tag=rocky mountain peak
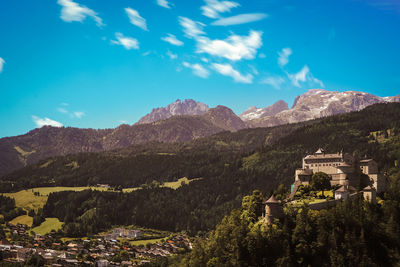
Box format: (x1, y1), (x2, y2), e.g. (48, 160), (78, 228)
(240, 100), (289, 121)
(136, 99), (209, 125)
(245, 89), (400, 128)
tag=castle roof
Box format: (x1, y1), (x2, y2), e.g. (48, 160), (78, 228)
(360, 159), (375, 164)
(335, 185), (357, 193)
(336, 162), (352, 168)
(304, 152), (342, 160)
(297, 168), (313, 175)
(266, 195), (280, 203)
(315, 148), (325, 154)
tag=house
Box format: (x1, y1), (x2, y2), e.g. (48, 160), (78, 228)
(334, 185), (356, 200)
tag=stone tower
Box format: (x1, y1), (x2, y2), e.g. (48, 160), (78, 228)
(265, 195), (284, 224)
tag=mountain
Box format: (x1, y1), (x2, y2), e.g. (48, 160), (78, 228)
(0, 105), (244, 178)
(136, 99), (209, 125)
(204, 105), (247, 132)
(243, 89), (400, 127)
(239, 100), (289, 121)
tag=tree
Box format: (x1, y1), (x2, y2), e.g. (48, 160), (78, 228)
(311, 172), (331, 191)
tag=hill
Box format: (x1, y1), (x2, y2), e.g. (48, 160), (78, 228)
(0, 106), (244, 178)
(24, 103), (400, 236)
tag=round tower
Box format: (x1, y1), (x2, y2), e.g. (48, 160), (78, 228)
(265, 195), (284, 224)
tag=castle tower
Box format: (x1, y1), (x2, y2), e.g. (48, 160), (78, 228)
(265, 195), (284, 224)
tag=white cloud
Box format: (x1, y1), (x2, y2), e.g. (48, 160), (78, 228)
(201, 0), (240, 18)
(212, 63), (253, 83)
(248, 65), (259, 75)
(57, 107), (68, 114)
(196, 30), (263, 61)
(57, 0), (103, 26)
(289, 65), (309, 87)
(212, 13), (268, 26)
(179, 17), (205, 39)
(278, 47), (292, 67)
(167, 50), (178, 59)
(0, 58), (5, 73)
(111, 32), (139, 50)
(157, 0), (172, 8)
(261, 76), (285, 89)
(125, 7), (148, 31)
(73, 111), (85, 118)
(258, 53), (266, 58)
(288, 65), (324, 88)
(183, 62), (210, 78)
(32, 116), (63, 128)
(142, 51), (151, 56)
(161, 34), (184, 46)
(312, 77), (325, 88)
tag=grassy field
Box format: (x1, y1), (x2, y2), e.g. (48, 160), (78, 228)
(31, 218), (63, 235)
(9, 215), (33, 227)
(3, 186), (110, 211)
(162, 177), (202, 190)
(123, 177), (202, 192)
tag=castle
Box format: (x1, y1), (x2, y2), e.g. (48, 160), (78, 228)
(265, 149), (388, 224)
(293, 148), (386, 193)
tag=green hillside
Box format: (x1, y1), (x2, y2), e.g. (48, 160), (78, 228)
(37, 103), (400, 237)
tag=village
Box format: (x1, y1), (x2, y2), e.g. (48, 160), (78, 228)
(0, 224), (192, 266)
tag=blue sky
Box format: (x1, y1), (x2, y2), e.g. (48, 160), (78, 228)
(0, 0), (399, 137)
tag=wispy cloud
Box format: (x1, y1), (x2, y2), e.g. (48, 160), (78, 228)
(57, 107), (68, 114)
(57, 0), (103, 26)
(212, 13), (268, 26)
(73, 111), (85, 118)
(111, 32), (139, 50)
(196, 30), (263, 61)
(201, 0), (240, 18)
(288, 65), (324, 88)
(161, 34), (184, 46)
(32, 116), (63, 128)
(167, 50), (178, 59)
(125, 7), (148, 31)
(258, 53), (266, 58)
(157, 0), (172, 9)
(212, 63), (253, 83)
(179, 17), (205, 39)
(0, 58), (5, 73)
(261, 76), (285, 89)
(183, 62), (210, 78)
(278, 47), (292, 67)
(57, 105), (85, 119)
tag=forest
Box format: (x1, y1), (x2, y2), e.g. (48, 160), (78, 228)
(39, 103), (400, 237)
(171, 167), (400, 266)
